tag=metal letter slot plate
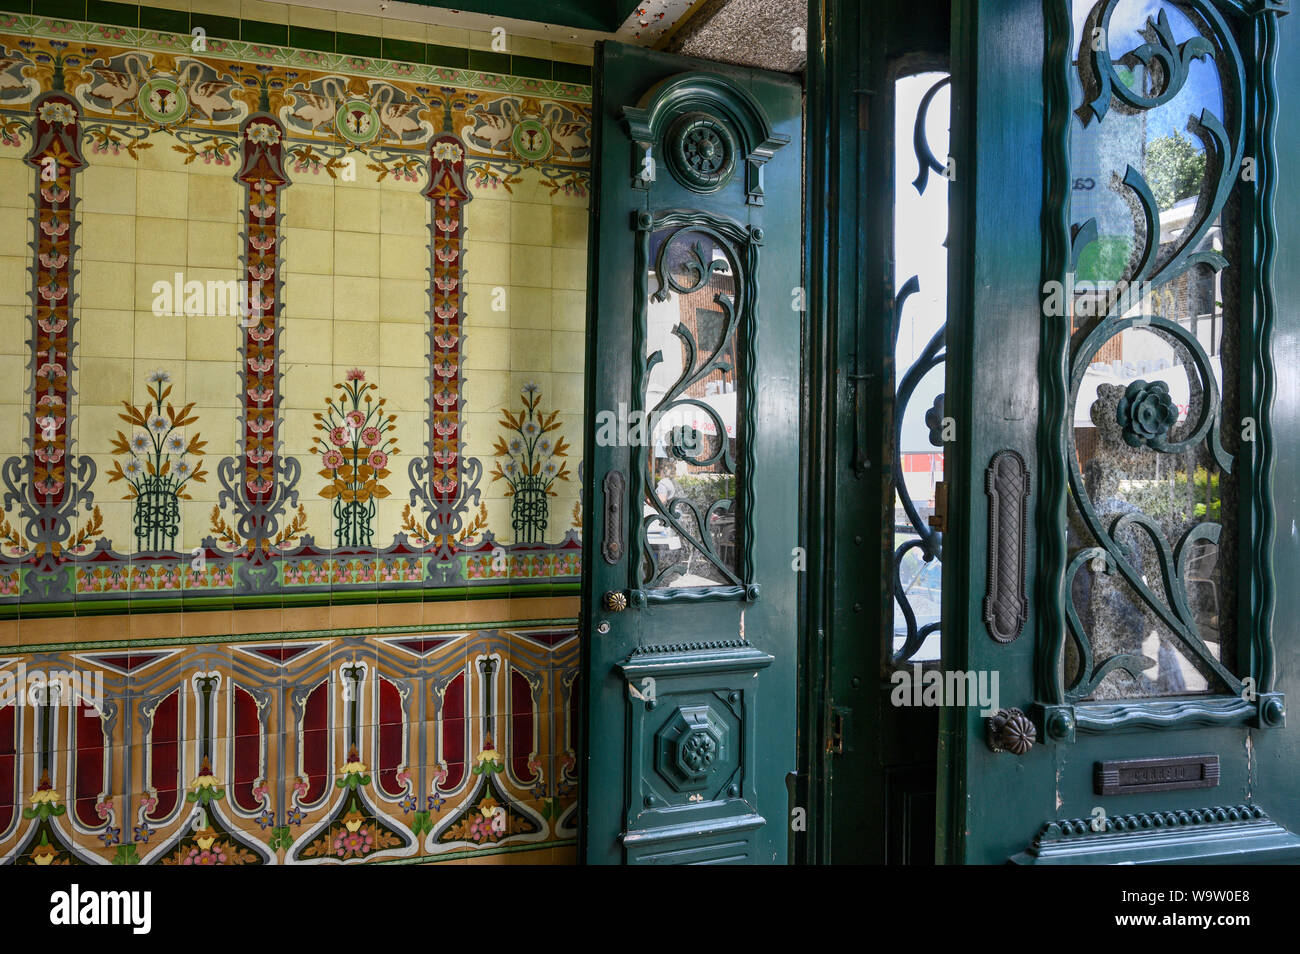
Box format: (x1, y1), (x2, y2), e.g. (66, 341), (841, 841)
(1094, 754), (1220, 796)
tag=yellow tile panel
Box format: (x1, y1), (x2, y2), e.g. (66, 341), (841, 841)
(80, 165), (137, 215)
(551, 288), (586, 332)
(0, 305), (25, 357)
(0, 257), (22, 306)
(0, 156), (30, 208)
(378, 321), (426, 368)
(375, 366), (426, 412)
(186, 172), (239, 222)
(378, 278), (428, 323)
(552, 206), (587, 248)
(510, 329), (553, 372)
(332, 320), (381, 366)
(0, 354), (25, 406)
(82, 260), (135, 310)
(334, 186), (381, 233)
(378, 232), (426, 280)
(332, 274), (380, 319)
(283, 227), (334, 274)
(335, 230), (380, 277)
(135, 217), (188, 265)
(241, 0), (289, 24)
(284, 273), (334, 321)
(509, 202), (552, 247)
(336, 12), (384, 37)
(81, 211), (138, 263)
(463, 326), (508, 371)
(0, 206), (28, 254)
(186, 219), (240, 268)
(287, 4), (335, 30)
(286, 182), (336, 231)
(551, 246), (587, 290)
(190, 0), (240, 17)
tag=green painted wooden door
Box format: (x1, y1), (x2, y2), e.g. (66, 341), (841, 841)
(939, 0), (1300, 864)
(578, 41), (802, 865)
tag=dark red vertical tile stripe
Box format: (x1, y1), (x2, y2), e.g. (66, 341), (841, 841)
(146, 689), (179, 822)
(378, 676), (403, 796)
(231, 685), (261, 812)
(302, 680), (328, 804)
(0, 705), (14, 833)
(510, 669), (534, 781)
(441, 672), (465, 790)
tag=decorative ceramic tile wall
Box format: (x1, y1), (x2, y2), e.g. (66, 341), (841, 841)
(0, 8), (588, 610)
(0, 615), (579, 864)
(0, 4), (590, 864)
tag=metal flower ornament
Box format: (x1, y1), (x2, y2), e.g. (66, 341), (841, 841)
(1115, 379), (1179, 449)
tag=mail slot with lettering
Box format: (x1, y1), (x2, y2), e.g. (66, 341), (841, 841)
(1094, 754), (1220, 796)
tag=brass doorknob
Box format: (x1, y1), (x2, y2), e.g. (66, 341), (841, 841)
(986, 708), (1036, 755)
(603, 591), (628, 613)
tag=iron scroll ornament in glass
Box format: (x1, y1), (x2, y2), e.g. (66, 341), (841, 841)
(1058, 0), (1246, 702)
(632, 210), (759, 603)
(891, 72), (951, 665)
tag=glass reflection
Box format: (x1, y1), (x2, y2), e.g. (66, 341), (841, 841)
(641, 228), (741, 589)
(1066, 0), (1237, 698)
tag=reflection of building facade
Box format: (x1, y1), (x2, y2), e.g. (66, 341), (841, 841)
(1068, 63), (1148, 271)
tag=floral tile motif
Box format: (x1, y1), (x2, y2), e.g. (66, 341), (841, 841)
(491, 382), (571, 544)
(312, 369), (397, 550)
(0, 17), (587, 614)
(108, 370), (207, 554)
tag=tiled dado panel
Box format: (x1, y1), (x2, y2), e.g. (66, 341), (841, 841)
(0, 610), (580, 864)
(0, 10), (590, 617)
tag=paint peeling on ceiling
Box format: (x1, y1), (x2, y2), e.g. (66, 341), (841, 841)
(613, 0), (706, 45)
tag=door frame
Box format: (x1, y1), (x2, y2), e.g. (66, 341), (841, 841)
(802, 0), (951, 864)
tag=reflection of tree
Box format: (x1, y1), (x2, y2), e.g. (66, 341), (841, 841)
(1144, 130), (1207, 211)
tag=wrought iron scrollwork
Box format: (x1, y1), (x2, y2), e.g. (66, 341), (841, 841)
(1057, 0), (1248, 702)
(892, 277), (946, 664)
(911, 75), (952, 195)
(891, 72), (951, 666)
(632, 211), (757, 598)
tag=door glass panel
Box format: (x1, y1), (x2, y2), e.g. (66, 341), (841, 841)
(1064, 0), (1239, 699)
(892, 71), (950, 665)
(641, 226), (743, 589)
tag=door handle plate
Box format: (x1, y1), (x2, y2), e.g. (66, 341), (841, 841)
(602, 470), (625, 565)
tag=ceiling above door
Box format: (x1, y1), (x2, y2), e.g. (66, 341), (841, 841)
(401, 0), (651, 33)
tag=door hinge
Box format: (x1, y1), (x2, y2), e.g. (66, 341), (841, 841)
(929, 480), (948, 533)
(855, 88), (874, 132)
(846, 370), (875, 474)
(827, 705), (850, 755)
